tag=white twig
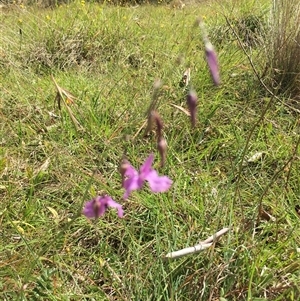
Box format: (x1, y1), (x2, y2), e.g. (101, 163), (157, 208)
(165, 227), (230, 259)
(165, 243), (213, 259)
(200, 227), (230, 244)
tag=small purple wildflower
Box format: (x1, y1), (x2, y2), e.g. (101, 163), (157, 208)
(123, 154), (172, 199)
(83, 195), (124, 219)
(205, 40), (220, 86)
(187, 89), (198, 128)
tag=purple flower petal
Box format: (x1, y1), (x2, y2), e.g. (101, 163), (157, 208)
(122, 163), (141, 199)
(82, 199), (97, 218)
(123, 174), (141, 199)
(140, 154), (154, 177)
(145, 170), (173, 193)
(124, 164), (138, 178)
(106, 196), (124, 218)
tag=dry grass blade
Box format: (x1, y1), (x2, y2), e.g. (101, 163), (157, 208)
(51, 75), (83, 132)
(133, 119), (148, 140)
(33, 158), (51, 178)
(259, 208), (276, 222)
(169, 103), (191, 116)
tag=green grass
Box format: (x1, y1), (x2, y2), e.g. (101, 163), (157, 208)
(263, 0), (300, 98)
(1, 1), (300, 300)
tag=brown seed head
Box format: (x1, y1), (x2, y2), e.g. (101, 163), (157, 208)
(157, 137), (167, 167)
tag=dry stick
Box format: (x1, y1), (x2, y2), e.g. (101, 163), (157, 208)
(224, 15), (300, 115)
(200, 227), (230, 244)
(165, 227), (230, 259)
(165, 243), (213, 259)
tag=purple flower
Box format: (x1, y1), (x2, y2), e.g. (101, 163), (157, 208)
(205, 40), (220, 86)
(123, 154), (172, 199)
(83, 195), (124, 219)
(187, 89), (198, 128)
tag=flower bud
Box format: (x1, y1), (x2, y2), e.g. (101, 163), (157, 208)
(157, 137), (167, 167)
(205, 40), (220, 86)
(152, 111), (163, 140)
(119, 156), (130, 187)
(187, 90), (198, 128)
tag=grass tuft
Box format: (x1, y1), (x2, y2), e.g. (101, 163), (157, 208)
(264, 0), (300, 99)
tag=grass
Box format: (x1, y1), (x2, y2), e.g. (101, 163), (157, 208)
(0, 0), (300, 300)
(264, 0), (300, 98)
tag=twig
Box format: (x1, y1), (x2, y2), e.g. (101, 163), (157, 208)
(200, 227), (230, 243)
(165, 227), (230, 259)
(165, 243), (213, 259)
